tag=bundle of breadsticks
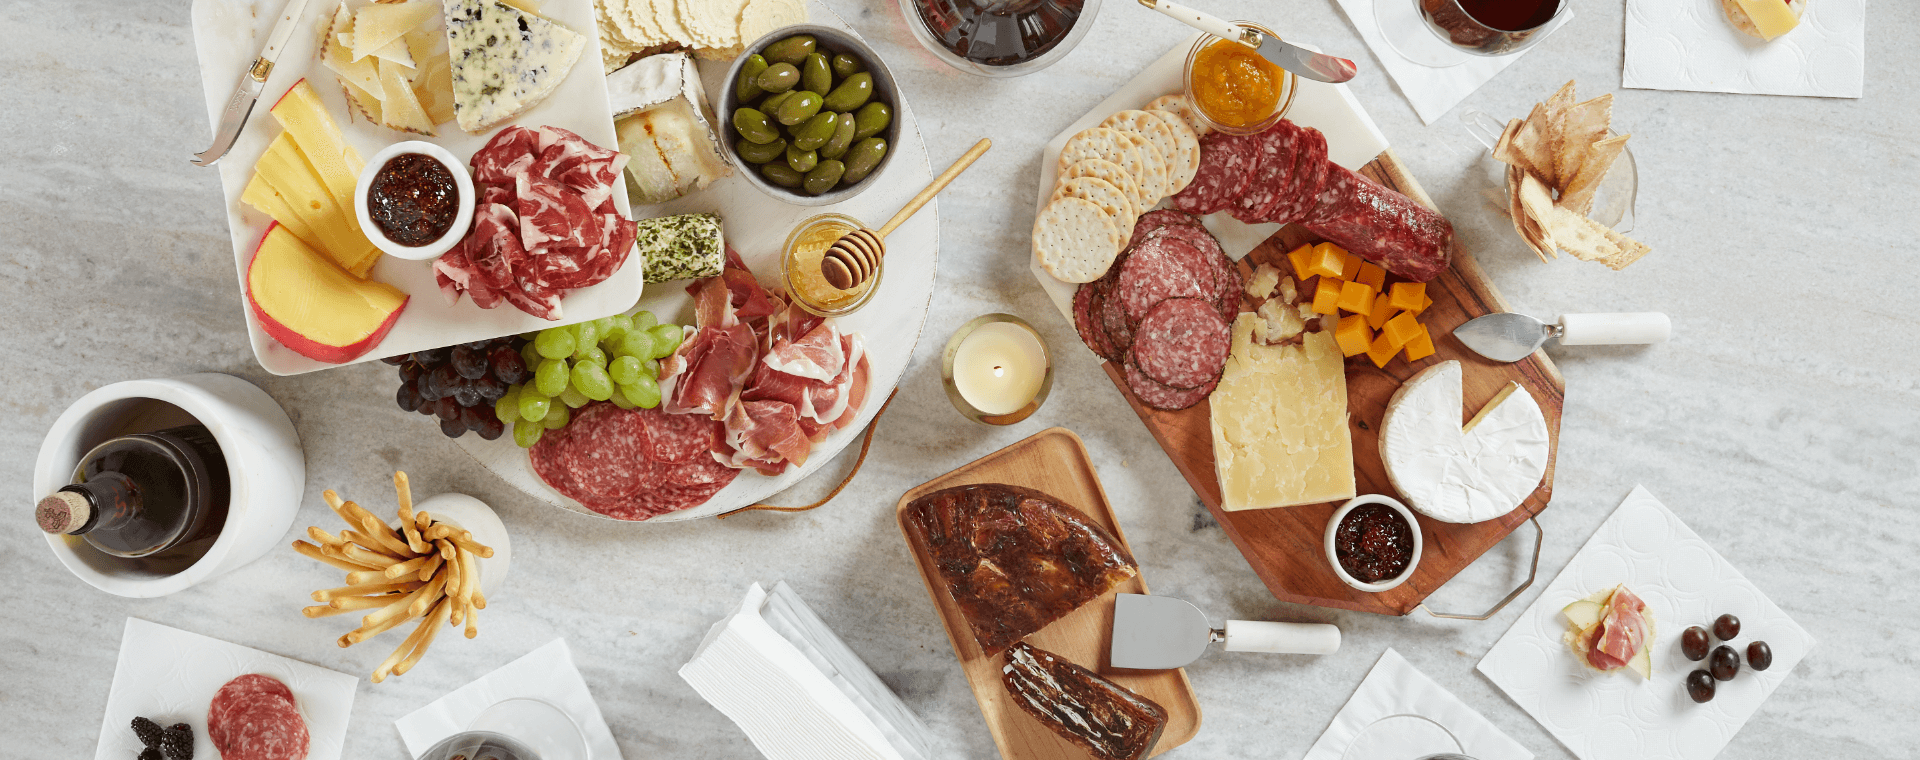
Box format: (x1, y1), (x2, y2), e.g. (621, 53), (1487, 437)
(291, 471), (494, 683)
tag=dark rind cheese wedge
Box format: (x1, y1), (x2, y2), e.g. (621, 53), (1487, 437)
(1002, 642), (1166, 760)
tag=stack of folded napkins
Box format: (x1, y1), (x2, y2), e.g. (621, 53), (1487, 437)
(680, 582), (933, 760)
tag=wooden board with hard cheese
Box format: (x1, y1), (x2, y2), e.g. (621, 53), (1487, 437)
(897, 428), (1200, 759)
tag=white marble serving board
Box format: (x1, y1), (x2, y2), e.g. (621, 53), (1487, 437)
(191, 0), (639, 376)
(95, 618), (359, 760)
(1478, 486), (1816, 760)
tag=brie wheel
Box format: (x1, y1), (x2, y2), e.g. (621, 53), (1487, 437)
(1379, 361), (1549, 523)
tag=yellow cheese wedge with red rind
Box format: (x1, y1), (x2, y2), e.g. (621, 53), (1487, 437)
(255, 132), (378, 277)
(246, 223), (407, 364)
(241, 173), (321, 252)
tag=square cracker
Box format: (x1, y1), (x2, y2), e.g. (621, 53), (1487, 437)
(1552, 94), (1614, 193)
(1559, 133), (1629, 216)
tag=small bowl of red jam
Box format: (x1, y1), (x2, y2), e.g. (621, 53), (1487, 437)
(354, 141), (474, 262)
(1324, 495), (1423, 592)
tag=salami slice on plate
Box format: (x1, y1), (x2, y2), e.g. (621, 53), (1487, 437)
(1131, 298), (1231, 390)
(1115, 237), (1213, 323)
(208, 674), (309, 760)
(1123, 357), (1220, 412)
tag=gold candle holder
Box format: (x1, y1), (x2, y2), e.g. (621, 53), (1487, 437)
(941, 314), (1053, 425)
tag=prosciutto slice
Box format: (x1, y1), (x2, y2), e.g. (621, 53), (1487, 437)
(1586, 587), (1650, 671)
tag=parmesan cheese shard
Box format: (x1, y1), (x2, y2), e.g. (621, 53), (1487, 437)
(1211, 313), (1355, 511)
(443, 0), (587, 134)
(353, 1), (437, 62)
(378, 58), (437, 136)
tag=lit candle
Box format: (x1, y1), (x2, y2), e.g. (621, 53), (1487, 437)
(944, 316), (1052, 423)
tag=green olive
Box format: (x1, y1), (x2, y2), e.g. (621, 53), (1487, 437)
(842, 138), (887, 184)
(791, 111), (839, 151)
(757, 90), (795, 117)
(830, 53), (864, 79)
(735, 54), (768, 102)
(774, 91), (823, 126)
(803, 160), (846, 196)
(851, 101), (892, 141)
(760, 162), (805, 188)
(732, 107), (779, 144)
(762, 34), (816, 66)
(755, 62), (800, 94)
(823, 72), (873, 113)
(819, 113), (857, 160)
(801, 53), (833, 97)
(735, 136), (787, 164)
(785, 143), (819, 173)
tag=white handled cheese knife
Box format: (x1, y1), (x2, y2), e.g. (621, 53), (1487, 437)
(192, 0), (313, 166)
(1109, 594), (1341, 670)
(1135, 0), (1358, 84)
(1453, 312), (1670, 363)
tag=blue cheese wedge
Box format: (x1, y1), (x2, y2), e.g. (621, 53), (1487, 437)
(635, 213), (724, 283)
(442, 0), (586, 134)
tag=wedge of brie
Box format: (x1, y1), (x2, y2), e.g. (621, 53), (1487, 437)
(1379, 360), (1549, 523)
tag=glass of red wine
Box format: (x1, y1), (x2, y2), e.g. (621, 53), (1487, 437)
(1374, 0), (1570, 68)
(899, 0), (1103, 77)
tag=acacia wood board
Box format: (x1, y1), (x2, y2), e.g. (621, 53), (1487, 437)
(895, 427), (1201, 759)
(1100, 149), (1566, 617)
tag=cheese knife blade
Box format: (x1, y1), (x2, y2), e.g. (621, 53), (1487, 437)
(1109, 594), (1341, 670)
(1453, 312), (1672, 363)
(192, 0), (313, 167)
(1136, 0), (1358, 84)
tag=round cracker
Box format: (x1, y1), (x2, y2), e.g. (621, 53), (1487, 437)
(1060, 128), (1156, 212)
(1147, 94), (1211, 137)
(1144, 109), (1201, 195)
(650, 0), (696, 45)
(1102, 109), (1189, 200)
(1061, 158), (1143, 222)
(1051, 176), (1135, 244)
(1115, 129), (1170, 207)
(739, 0), (809, 46)
(1034, 196), (1124, 284)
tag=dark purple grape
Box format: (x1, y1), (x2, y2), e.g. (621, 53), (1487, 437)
(435, 396), (461, 421)
(454, 381), (483, 408)
(1687, 669), (1716, 703)
(489, 345), (531, 384)
(451, 345), (489, 380)
(459, 403), (489, 429)
(471, 413), (505, 440)
(416, 370), (440, 401)
(417, 401), (437, 416)
(1747, 641), (1771, 671)
(379, 354), (407, 366)
(439, 416), (468, 437)
(399, 361), (425, 384)
(429, 364), (461, 399)
(412, 347), (448, 364)
(465, 339), (492, 349)
(1681, 626), (1710, 661)
(396, 382), (423, 412)
(1713, 614), (1741, 641)
(475, 374), (508, 402)
(1709, 645), (1740, 681)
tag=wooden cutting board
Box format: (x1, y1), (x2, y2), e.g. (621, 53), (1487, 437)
(895, 428), (1201, 759)
(1102, 149), (1565, 617)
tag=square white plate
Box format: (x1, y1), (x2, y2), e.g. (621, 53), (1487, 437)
(94, 618), (358, 760)
(1477, 486), (1816, 760)
(191, 0), (637, 376)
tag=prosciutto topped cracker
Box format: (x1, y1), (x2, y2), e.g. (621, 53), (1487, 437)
(1563, 584), (1657, 679)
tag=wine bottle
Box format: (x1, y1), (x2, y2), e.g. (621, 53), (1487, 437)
(36, 425), (229, 559)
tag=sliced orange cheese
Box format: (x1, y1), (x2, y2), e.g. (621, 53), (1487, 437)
(1306, 243), (1346, 279)
(1334, 314), (1372, 357)
(1337, 281), (1375, 314)
(255, 132), (378, 277)
(1383, 311), (1423, 350)
(1356, 262), (1386, 292)
(247, 224), (407, 364)
(1388, 282), (1426, 311)
(1403, 323), (1436, 362)
(1311, 277), (1343, 315)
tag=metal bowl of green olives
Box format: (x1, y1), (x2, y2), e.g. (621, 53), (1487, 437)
(719, 25), (902, 206)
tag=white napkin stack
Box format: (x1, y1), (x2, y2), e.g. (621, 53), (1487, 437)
(394, 639), (624, 760)
(679, 582), (933, 760)
(1331, 0), (1566, 124)
(1305, 648), (1533, 760)
(1624, 0), (1864, 97)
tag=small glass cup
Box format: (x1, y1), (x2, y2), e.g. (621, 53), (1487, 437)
(781, 213), (880, 318)
(941, 314), (1053, 425)
(1183, 21), (1298, 136)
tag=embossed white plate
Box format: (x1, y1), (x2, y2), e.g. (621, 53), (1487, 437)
(1477, 485), (1815, 760)
(95, 618), (358, 760)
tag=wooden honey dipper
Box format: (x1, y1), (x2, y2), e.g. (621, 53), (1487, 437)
(822, 138), (992, 291)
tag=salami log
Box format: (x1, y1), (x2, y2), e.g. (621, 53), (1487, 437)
(1131, 298), (1231, 390)
(208, 675), (309, 760)
(1231, 124), (1297, 224)
(1171, 132), (1260, 216)
(1302, 163), (1454, 282)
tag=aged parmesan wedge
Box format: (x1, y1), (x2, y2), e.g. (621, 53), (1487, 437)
(412, 52), (456, 126)
(352, 1), (436, 62)
(443, 0), (586, 134)
(1379, 361), (1549, 524)
(1210, 313), (1355, 511)
(377, 58), (436, 135)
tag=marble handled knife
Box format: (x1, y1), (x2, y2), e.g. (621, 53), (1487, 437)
(192, 0), (313, 166)
(1136, 0), (1358, 84)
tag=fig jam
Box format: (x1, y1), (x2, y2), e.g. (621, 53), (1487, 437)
(367, 153), (460, 247)
(1334, 504), (1414, 583)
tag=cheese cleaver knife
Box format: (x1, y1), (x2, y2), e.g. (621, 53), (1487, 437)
(1109, 594), (1341, 670)
(1453, 312), (1670, 363)
(192, 0), (313, 166)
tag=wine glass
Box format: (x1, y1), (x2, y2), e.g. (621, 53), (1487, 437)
(468, 698), (589, 760)
(1372, 0), (1570, 68)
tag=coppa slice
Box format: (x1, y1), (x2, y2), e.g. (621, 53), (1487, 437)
(1002, 641), (1167, 760)
(1131, 298), (1230, 390)
(901, 483), (1138, 656)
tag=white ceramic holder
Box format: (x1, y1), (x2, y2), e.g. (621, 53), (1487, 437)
(408, 493), (512, 597)
(353, 140), (476, 261)
(35, 373), (304, 598)
(1324, 494), (1424, 593)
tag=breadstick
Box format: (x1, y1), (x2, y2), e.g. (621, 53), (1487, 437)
(434, 538), (456, 561)
(364, 573), (443, 627)
(394, 598), (452, 676)
(456, 547), (480, 609)
(449, 532), (493, 559)
(303, 604), (366, 618)
(415, 553), (444, 583)
(313, 579), (417, 602)
(293, 540), (376, 573)
(383, 554), (434, 580)
(464, 601), (478, 639)
(322, 489), (355, 525)
(407, 572), (449, 618)
(415, 510), (433, 531)
(341, 609), (413, 646)
(345, 569), (386, 585)
(355, 512), (416, 557)
(329, 594), (400, 611)
(339, 531), (404, 560)
(424, 523), (455, 542)
(340, 542), (404, 568)
(307, 526), (345, 547)
(394, 471), (414, 513)
(373, 599), (445, 683)
(318, 543), (380, 570)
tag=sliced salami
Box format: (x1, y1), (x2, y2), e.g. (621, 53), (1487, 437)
(1100, 279), (1136, 352)
(1072, 279), (1120, 362)
(1115, 237), (1213, 323)
(1270, 126), (1329, 226)
(1231, 123), (1298, 223)
(1128, 208), (1205, 250)
(1131, 298), (1231, 390)
(1138, 224), (1242, 320)
(208, 675), (309, 760)
(642, 407), (714, 464)
(1171, 132), (1260, 215)
(1302, 163), (1454, 282)
(1123, 357), (1221, 412)
(531, 403), (740, 520)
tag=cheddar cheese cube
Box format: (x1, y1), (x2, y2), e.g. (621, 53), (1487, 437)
(1388, 282), (1426, 311)
(1357, 262), (1386, 292)
(1413, 293), (1433, 315)
(1367, 296), (1398, 330)
(1383, 311), (1423, 349)
(1335, 314), (1372, 357)
(1286, 244), (1315, 278)
(1307, 243), (1347, 278)
(1311, 276), (1344, 315)
(1339, 251), (1362, 281)
(1366, 331), (1398, 368)
(1336, 280), (1375, 314)
(1403, 323), (1435, 362)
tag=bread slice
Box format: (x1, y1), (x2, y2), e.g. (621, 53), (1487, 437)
(1002, 642), (1165, 760)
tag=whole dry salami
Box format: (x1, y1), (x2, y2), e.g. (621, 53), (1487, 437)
(208, 674), (309, 760)
(1123, 357), (1220, 412)
(1131, 298), (1231, 390)
(1302, 157), (1361, 227)
(1302, 163), (1454, 282)
(1115, 237), (1212, 323)
(1231, 124), (1298, 223)
(1171, 132), (1260, 215)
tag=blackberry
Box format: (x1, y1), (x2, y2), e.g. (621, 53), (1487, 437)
(131, 716), (165, 747)
(138, 748), (162, 760)
(161, 724), (195, 759)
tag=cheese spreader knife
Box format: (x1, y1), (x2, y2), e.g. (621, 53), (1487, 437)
(1136, 0), (1358, 84)
(1110, 594), (1341, 670)
(1453, 312), (1671, 364)
(192, 0), (313, 166)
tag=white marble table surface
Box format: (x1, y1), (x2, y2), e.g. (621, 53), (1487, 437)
(4, 2), (1916, 759)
